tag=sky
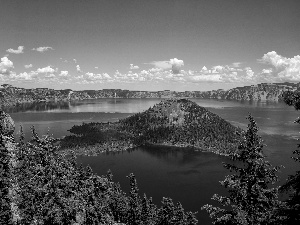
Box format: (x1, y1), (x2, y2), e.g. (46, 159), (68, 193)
(1, 0), (300, 91)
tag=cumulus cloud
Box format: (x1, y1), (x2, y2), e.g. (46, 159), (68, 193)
(24, 64), (33, 69)
(13, 72), (34, 81)
(59, 71), (69, 77)
(258, 51), (300, 82)
(6, 51), (299, 86)
(95, 66), (98, 69)
(170, 58), (184, 74)
(186, 74), (222, 83)
(73, 59), (77, 63)
(147, 58), (184, 74)
(200, 66), (208, 73)
(149, 67), (163, 73)
(76, 65), (81, 72)
(6, 46), (24, 54)
(148, 60), (171, 69)
(32, 46), (54, 52)
(130, 64), (139, 70)
(74, 71), (114, 84)
(262, 68), (272, 74)
(102, 73), (112, 79)
(37, 66), (55, 73)
(0, 57), (14, 74)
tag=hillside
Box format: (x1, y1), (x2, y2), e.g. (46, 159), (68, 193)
(60, 99), (243, 156)
(119, 99), (243, 154)
(0, 82), (298, 109)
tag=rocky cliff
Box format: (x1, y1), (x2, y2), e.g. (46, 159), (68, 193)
(1, 82), (299, 109)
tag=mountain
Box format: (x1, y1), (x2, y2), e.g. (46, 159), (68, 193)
(1, 82), (299, 109)
(119, 98), (243, 154)
(61, 99), (243, 156)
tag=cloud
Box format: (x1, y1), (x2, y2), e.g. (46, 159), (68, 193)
(130, 64), (139, 70)
(170, 58), (184, 74)
(59, 71), (69, 77)
(36, 66), (55, 73)
(73, 59), (77, 63)
(6, 46), (24, 54)
(24, 64), (33, 69)
(232, 62), (242, 67)
(0, 57), (14, 74)
(259, 51), (287, 69)
(149, 67), (163, 73)
(85, 72), (103, 81)
(200, 66), (208, 73)
(262, 68), (272, 74)
(187, 75), (222, 82)
(32, 46), (54, 52)
(244, 67), (254, 79)
(95, 66), (98, 69)
(147, 58), (184, 74)
(258, 51), (300, 82)
(76, 65), (81, 72)
(74, 71), (114, 84)
(12, 72), (34, 81)
(102, 73), (112, 80)
(148, 60), (171, 69)
(6, 51), (299, 86)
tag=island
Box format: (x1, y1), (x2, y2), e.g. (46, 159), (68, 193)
(59, 98), (243, 156)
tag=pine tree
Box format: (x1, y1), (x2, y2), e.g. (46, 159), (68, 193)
(141, 194), (158, 225)
(127, 173), (142, 225)
(0, 134), (14, 225)
(278, 91), (300, 224)
(202, 115), (284, 224)
(0, 111), (18, 224)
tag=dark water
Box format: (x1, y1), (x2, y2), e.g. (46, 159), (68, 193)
(5, 98), (300, 224)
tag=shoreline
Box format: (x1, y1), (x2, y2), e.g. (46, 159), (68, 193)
(59, 139), (233, 158)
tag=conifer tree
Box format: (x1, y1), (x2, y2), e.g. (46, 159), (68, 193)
(0, 134), (14, 224)
(127, 173), (142, 225)
(278, 91), (300, 224)
(141, 194), (158, 225)
(0, 111), (18, 224)
(202, 115), (284, 224)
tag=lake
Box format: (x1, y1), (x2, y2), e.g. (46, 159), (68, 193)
(5, 98), (300, 224)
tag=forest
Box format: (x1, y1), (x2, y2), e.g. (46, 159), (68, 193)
(60, 99), (243, 156)
(0, 95), (300, 224)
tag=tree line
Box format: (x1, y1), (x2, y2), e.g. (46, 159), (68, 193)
(0, 124), (198, 224)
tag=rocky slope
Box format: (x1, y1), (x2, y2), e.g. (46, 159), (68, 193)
(61, 99), (243, 156)
(1, 82), (298, 109)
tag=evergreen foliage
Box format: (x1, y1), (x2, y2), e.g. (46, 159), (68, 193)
(61, 99), (243, 156)
(202, 115), (284, 224)
(278, 91), (300, 223)
(0, 134), (14, 225)
(2, 125), (198, 224)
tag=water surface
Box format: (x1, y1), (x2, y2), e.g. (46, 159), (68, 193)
(5, 98), (300, 224)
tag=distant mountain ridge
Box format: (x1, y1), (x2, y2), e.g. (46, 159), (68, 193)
(1, 82), (298, 108)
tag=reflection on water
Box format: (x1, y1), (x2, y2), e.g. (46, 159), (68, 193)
(75, 145), (231, 224)
(3, 101), (71, 113)
(2, 98), (290, 114)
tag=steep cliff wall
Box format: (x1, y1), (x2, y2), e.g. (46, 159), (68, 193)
(1, 82), (299, 109)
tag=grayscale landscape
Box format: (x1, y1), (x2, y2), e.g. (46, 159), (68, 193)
(1, 1), (300, 224)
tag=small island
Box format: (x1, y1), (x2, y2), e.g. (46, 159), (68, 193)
(59, 98), (243, 156)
